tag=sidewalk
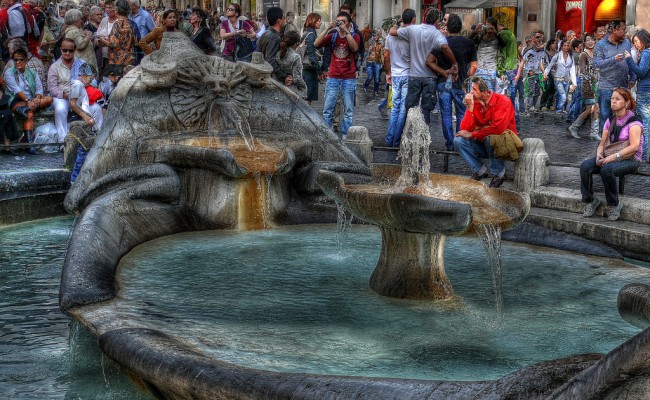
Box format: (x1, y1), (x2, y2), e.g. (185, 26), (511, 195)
(2, 80), (649, 199)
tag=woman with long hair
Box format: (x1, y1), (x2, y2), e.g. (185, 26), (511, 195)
(139, 9), (177, 55)
(189, 7), (216, 55)
(569, 34), (600, 140)
(580, 88), (643, 221)
(625, 28), (650, 161)
(219, 3), (255, 61)
(301, 12), (322, 105)
(543, 39), (576, 115)
(277, 30), (305, 92)
(539, 39), (558, 111)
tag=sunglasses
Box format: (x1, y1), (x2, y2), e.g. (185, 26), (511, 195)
(61, 48), (75, 53)
(227, 8), (235, 11)
(13, 58), (25, 62)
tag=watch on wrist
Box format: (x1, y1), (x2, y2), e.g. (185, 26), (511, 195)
(616, 152), (621, 161)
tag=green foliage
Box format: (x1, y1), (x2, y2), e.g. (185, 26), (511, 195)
(382, 15), (401, 31)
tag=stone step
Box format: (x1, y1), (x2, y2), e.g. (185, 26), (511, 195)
(527, 206), (650, 261)
(530, 186), (650, 225)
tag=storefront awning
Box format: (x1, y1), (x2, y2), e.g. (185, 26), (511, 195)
(444, 0), (491, 9)
(444, 0), (517, 10)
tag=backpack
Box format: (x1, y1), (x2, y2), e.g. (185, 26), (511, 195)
(235, 20), (254, 62)
(299, 31), (321, 69)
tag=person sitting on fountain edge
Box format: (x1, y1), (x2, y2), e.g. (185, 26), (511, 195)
(453, 76), (518, 188)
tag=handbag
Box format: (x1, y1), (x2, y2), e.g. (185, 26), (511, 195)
(602, 140), (629, 157)
(299, 31), (321, 69)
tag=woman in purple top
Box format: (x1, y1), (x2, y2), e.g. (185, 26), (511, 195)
(580, 88), (643, 221)
(219, 3), (254, 61)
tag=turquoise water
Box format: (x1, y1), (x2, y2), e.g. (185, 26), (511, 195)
(115, 225), (649, 382)
(0, 217), (154, 399)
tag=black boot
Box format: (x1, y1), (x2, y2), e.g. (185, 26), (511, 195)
(14, 106), (30, 119)
(24, 130), (36, 155)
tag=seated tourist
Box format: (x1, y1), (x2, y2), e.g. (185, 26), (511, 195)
(453, 76), (518, 188)
(0, 91), (18, 155)
(47, 38), (84, 143)
(4, 48), (53, 154)
(3, 39), (48, 94)
(580, 87), (643, 221)
(65, 62), (103, 182)
(98, 63), (122, 104)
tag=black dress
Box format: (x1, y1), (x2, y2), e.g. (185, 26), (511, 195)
(191, 27), (216, 55)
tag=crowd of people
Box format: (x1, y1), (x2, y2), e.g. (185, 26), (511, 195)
(0, 1), (646, 220)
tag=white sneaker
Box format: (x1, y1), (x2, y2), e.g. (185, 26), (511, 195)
(607, 203), (623, 221)
(583, 198), (601, 217)
(568, 125), (580, 139)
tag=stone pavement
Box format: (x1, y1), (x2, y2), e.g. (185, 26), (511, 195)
(2, 79), (649, 200)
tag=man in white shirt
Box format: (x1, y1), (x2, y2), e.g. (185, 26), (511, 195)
(389, 8), (457, 126)
(384, 9), (413, 147)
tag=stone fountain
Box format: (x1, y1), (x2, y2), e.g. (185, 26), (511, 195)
(318, 108), (529, 300)
(58, 32), (650, 399)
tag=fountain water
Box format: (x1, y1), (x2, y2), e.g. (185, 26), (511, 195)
(47, 33), (650, 399)
(317, 107), (529, 301)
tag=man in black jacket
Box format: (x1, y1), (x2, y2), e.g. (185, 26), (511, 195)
(257, 7), (291, 86)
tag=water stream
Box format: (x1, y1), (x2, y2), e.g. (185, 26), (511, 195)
(395, 107), (432, 192)
(476, 223), (504, 314)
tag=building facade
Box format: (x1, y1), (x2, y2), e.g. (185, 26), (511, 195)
(143, 0), (642, 37)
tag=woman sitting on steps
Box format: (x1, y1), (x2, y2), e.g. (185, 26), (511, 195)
(580, 87), (643, 221)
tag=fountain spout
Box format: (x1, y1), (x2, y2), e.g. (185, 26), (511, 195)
(317, 109), (530, 300)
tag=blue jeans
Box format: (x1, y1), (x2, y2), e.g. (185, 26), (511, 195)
(386, 75), (408, 146)
(323, 78), (356, 136)
(598, 88), (614, 133)
(580, 156), (640, 206)
(453, 135), (504, 176)
(554, 79), (570, 113)
(475, 68), (497, 91)
(567, 77), (582, 121)
(437, 82), (466, 150)
(636, 91), (650, 161)
(504, 69), (519, 129)
(514, 75), (525, 112)
(70, 144), (88, 183)
(364, 61), (381, 93)
(405, 76), (437, 126)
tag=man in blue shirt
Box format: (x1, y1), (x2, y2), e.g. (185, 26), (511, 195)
(128, 0), (154, 63)
(593, 19), (636, 133)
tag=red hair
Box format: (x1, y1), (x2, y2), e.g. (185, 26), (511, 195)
(304, 12), (321, 29)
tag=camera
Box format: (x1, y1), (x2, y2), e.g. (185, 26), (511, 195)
(335, 20), (343, 27)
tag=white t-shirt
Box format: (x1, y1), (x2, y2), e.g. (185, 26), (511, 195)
(385, 34), (410, 77)
(69, 80), (90, 115)
(397, 24), (447, 78)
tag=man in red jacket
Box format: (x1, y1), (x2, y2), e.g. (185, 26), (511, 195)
(453, 76), (517, 188)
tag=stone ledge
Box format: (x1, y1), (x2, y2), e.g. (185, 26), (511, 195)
(527, 207), (650, 261)
(530, 186), (650, 225)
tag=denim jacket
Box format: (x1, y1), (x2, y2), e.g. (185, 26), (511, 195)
(626, 49), (650, 94)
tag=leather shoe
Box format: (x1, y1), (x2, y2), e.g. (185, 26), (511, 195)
(470, 170), (488, 180)
(489, 174), (506, 188)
